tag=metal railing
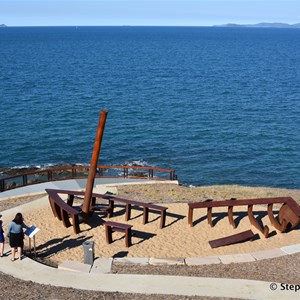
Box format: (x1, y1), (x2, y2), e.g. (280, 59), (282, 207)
(0, 165), (177, 192)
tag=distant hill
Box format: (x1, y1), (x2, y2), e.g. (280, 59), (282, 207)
(216, 22), (300, 28)
(0, 24), (7, 27)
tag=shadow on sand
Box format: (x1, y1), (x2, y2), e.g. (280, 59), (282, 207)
(36, 235), (93, 258)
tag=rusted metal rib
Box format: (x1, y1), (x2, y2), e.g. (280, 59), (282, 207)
(267, 203), (288, 232)
(247, 204), (269, 238)
(278, 203), (300, 229)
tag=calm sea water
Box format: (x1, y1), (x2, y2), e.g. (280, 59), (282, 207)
(0, 26), (299, 188)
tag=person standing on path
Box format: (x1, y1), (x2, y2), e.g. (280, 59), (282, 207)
(6, 213), (29, 261)
(0, 215), (4, 257)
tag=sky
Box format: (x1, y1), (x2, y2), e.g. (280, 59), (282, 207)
(0, 0), (299, 27)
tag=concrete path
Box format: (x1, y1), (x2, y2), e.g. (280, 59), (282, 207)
(0, 178), (172, 199)
(0, 252), (298, 300)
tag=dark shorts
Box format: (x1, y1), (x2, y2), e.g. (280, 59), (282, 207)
(9, 232), (24, 248)
(0, 233), (4, 243)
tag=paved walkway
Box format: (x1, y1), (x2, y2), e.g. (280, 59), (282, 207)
(1, 180), (299, 299)
(0, 177), (161, 199)
(0, 251), (298, 300)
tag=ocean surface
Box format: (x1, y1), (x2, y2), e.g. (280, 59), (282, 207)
(0, 26), (299, 189)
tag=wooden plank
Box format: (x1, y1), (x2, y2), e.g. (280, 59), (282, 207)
(209, 229), (255, 248)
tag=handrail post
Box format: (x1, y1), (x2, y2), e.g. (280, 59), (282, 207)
(23, 175), (28, 186)
(0, 179), (4, 192)
(170, 170), (176, 180)
(48, 170), (53, 181)
(148, 169), (153, 178)
(72, 166), (76, 178)
(98, 167), (104, 176)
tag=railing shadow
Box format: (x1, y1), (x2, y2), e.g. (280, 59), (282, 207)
(110, 230), (156, 246)
(34, 235), (70, 251)
(112, 251), (128, 258)
(132, 230), (156, 245)
(164, 212), (185, 228)
(36, 235), (93, 258)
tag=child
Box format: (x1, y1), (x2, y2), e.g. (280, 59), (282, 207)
(0, 214), (4, 257)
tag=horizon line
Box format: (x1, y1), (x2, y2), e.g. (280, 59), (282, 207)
(1, 22), (300, 28)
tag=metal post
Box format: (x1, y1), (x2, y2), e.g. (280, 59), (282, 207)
(0, 179), (4, 192)
(33, 236), (37, 258)
(28, 237), (31, 256)
(82, 241), (94, 265)
(82, 110), (108, 219)
(48, 170), (52, 181)
(23, 175), (27, 186)
(72, 166), (76, 178)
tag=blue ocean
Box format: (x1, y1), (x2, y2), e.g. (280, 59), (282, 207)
(0, 26), (299, 188)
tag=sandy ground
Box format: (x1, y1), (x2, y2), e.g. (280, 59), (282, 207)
(18, 201), (299, 266)
(1, 183), (299, 267)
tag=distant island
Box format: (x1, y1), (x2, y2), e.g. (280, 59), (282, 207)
(0, 24), (7, 27)
(216, 22), (300, 28)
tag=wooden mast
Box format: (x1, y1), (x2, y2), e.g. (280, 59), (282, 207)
(81, 110), (108, 219)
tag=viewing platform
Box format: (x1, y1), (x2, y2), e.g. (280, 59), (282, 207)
(0, 165), (177, 199)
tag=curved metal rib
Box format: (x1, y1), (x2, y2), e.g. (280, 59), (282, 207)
(278, 203), (300, 229)
(267, 203), (288, 232)
(228, 206), (236, 228)
(247, 204), (269, 238)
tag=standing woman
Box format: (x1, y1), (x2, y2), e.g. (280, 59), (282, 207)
(0, 214), (4, 257)
(6, 213), (29, 261)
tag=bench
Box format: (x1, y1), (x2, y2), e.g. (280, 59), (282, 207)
(209, 229), (256, 248)
(45, 189), (168, 228)
(188, 197), (300, 236)
(104, 196), (168, 229)
(48, 189), (112, 217)
(104, 221), (133, 247)
(46, 189), (83, 234)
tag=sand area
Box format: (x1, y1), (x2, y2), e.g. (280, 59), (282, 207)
(1, 183), (299, 267)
